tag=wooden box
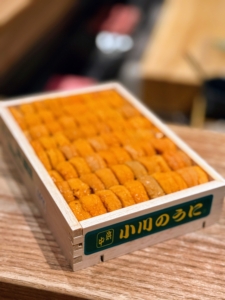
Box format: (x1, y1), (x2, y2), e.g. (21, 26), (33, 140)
(0, 83), (224, 271)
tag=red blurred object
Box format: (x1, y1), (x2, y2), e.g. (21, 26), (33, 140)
(100, 4), (141, 35)
(45, 75), (97, 91)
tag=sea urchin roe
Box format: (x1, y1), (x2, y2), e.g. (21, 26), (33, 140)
(138, 175), (165, 199)
(69, 201), (91, 221)
(96, 190), (122, 212)
(152, 172), (181, 194)
(30, 140), (44, 154)
(123, 143), (146, 159)
(85, 153), (107, 172)
(177, 166), (208, 186)
(29, 124), (49, 140)
(46, 148), (65, 169)
(150, 137), (177, 153)
(56, 161), (78, 180)
(110, 185), (135, 207)
(39, 136), (57, 150)
(163, 150), (192, 170)
(138, 155), (171, 174)
(73, 139), (94, 157)
(53, 132), (70, 147)
(125, 161), (148, 179)
(9, 89), (210, 221)
(67, 178), (91, 199)
(98, 150), (118, 166)
(55, 181), (74, 203)
(69, 157), (91, 176)
(88, 136), (108, 151)
(60, 144), (78, 160)
(48, 170), (64, 183)
(80, 194), (107, 217)
(110, 164), (134, 185)
(110, 147), (131, 164)
(124, 180), (149, 204)
(95, 168), (119, 188)
(80, 173), (105, 192)
(36, 151), (52, 171)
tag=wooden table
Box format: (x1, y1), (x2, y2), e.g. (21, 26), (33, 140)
(0, 125), (225, 300)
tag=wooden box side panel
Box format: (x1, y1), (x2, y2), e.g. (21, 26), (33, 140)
(77, 186), (224, 271)
(0, 114), (82, 267)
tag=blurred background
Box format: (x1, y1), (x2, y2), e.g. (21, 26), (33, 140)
(1, 0), (225, 131)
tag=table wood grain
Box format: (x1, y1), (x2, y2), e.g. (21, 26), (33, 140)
(0, 125), (225, 300)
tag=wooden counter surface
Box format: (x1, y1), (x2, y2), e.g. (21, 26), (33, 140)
(0, 125), (225, 300)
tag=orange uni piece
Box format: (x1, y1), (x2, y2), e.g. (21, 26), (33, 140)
(69, 201), (91, 221)
(55, 181), (74, 203)
(110, 147), (131, 164)
(45, 121), (62, 134)
(124, 180), (149, 204)
(177, 166), (208, 187)
(46, 148), (65, 169)
(95, 122), (111, 134)
(98, 150), (118, 166)
(150, 137), (177, 153)
(88, 136), (108, 151)
(58, 116), (76, 129)
(24, 113), (41, 127)
(67, 178), (91, 199)
(125, 161), (148, 179)
(85, 153), (107, 172)
(110, 164), (135, 185)
(110, 185), (135, 207)
(56, 161), (78, 180)
(60, 144), (78, 160)
(63, 128), (82, 142)
(124, 144), (146, 159)
(138, 155), (171, 174)
(96, 190), (122, 212)
(138, 141), (156, 156)
(48, 170), (64, 183)
(152, 172), (181, 194)
(80, 194), (107, 217)
(138, 175), (165, 199)
(134, 129), (155, 141)
(73, 139), (94, 157)
(19, 103), (35, 115)
(32, 100), (46, 112)
(119, 104), (140, 118)
(29, 124), (49, 140)
(39, 136), (57, 150)
(80, 173), (105, 192)
(80, 124), (98, 138)
(69, 157), (91, 176)
(30, 140), (44, 154)
(193, 166), (209, 184)
(95, 168), (119, 188)
(38, 110), (55, 123)
(37, 151), (52, 171)
(129, 116), (153, 129)
(163, 150), (192, 170)
(100, 132), (121, 147)
(53, 132), (70, 147)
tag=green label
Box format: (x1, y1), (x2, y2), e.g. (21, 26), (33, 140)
(85, 195), (213, 255)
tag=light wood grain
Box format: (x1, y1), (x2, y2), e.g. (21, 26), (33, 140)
(140, 0), (225, 114)
(0, 125), (225, 299)
(0, 0), (76, 80)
